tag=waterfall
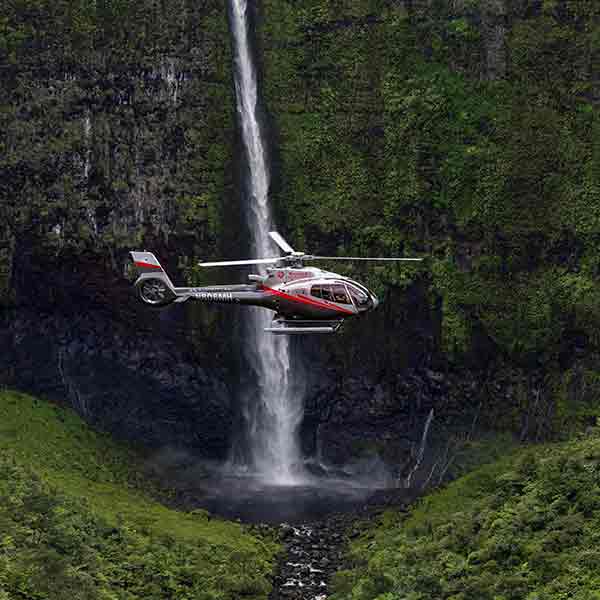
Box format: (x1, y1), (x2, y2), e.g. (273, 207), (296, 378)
(403, 408), (435, 488)
(229, 0), (304, 485)
(82, 113), (97, 236)
(83, 114), (92, 181)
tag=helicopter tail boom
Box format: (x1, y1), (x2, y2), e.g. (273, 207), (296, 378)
(129, 251), (274, 309)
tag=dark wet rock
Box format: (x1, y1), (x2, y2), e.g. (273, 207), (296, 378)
(269, 501), (408, 600)
(0, 305), (234, 458)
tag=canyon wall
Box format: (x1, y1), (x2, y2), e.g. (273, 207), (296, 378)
(1, 0), (599, 479)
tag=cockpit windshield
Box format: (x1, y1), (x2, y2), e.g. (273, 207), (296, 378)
(346, 283), (370, 307)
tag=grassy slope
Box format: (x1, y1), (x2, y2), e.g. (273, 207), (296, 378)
(0, 390), (278, 599)
(331, 431), (600, 600)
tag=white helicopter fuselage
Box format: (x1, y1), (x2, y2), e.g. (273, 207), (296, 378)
(130, 231), (419, 334)
(255, 266), (378, 321)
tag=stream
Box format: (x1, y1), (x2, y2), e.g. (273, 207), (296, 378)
(157, 467), (415, 599)
(270, 516), (352, 600)
(267, 489), (412, 600)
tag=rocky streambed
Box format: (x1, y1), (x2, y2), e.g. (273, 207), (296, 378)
(268, 491), (412, 600)
(269, 517), (349, 600)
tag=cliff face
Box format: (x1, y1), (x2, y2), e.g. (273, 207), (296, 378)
(259, 0), (599, 365)
(257, 0), (600, 469)
(1, 1), (235, 272)
(1, 0), (599, 476)
(0, 1), (240, 456)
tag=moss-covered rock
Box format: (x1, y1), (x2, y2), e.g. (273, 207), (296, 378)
(259, 0), (599, 366)
(0, 0), (235, 287)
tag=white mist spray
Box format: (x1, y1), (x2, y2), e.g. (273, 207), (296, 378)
(230, 0), (304, 484)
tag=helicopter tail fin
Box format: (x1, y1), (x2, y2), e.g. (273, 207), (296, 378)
(129, 251), (178, 306)
(129, 251), (176, 289)
(130, 251), (167, 275)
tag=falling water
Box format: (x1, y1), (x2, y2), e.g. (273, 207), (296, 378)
(230, 0), (304, 484)
(82, 113), (97, 236)
(403, 408), (435, 488)
(83, 114), (92, 181)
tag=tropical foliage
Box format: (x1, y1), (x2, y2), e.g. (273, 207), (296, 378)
(332, 429), (600, 600)
(259, 0), (600, 363)
(0, 390), (278, 599)
(0, 0), (234, 306)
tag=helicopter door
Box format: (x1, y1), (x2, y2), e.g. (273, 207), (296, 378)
(311, 284), (334, 302)
(312, 283), (351, 305)
(331, 283), (351, 305)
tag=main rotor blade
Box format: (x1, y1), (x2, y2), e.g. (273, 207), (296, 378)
(309, 256), (424, 262)
(269, 231), (295, 254)
(199, 257), (282, 267)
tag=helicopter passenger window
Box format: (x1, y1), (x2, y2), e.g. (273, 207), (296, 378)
(331, 284), (350, 304)
(346, 284), (370, 307)
(311, 284), (334, 302)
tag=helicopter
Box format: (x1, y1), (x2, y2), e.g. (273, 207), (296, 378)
(130, 232), (423, 334)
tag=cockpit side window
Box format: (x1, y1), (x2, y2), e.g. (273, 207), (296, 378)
(311, 284), (334, 302)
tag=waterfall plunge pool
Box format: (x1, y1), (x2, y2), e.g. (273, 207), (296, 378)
(146, 454), (413, 523)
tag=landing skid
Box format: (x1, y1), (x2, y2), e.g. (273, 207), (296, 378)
(264, 318), (344, 335)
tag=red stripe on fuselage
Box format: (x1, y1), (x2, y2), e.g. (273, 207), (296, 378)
(135, 261), (162, 270)
(262, 286), (355, 316)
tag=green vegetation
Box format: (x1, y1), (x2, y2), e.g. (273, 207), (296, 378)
(332, 429), (600, 600)
(2, 3), (600, 596)
(0, 0), (234, 300)
(260, 0), (600, 363)
(0, 390), (278, 599)
(3, 0), (598, 370)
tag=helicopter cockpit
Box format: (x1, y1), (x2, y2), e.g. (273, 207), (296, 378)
(310, 280), (374, 311)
